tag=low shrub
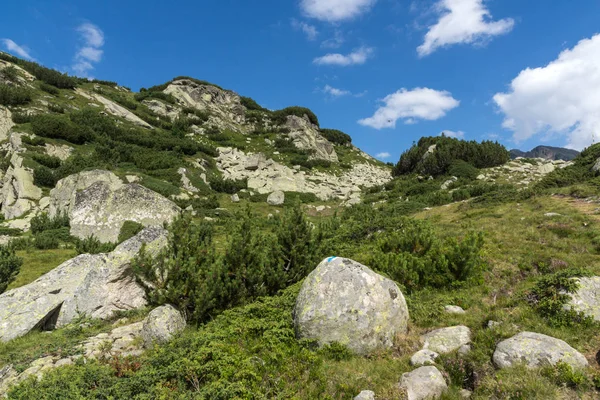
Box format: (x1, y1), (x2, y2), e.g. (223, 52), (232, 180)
(39, 82), (59, 96)
(32, 153), (61, 169)
(0, 84), (31, 106)
(30, 212), (70, 234)
(118, 221), (144, 243)
(320, 128), (351, 146)
(272, 106), (319, 127)
(33, 166), (56, 187)
(209, 176), (247, 194)
(75, 235), (117, 254)
(0, 245), (23, 293)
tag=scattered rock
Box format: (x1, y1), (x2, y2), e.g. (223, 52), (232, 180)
(441, 177), (457, 190)
(564, 276), (600, 321)
(544, 212), (562, 217)
(420, 326), (472, 354)
(81, 321), (144, 359)
(399, 366), (448, 400)
(354, 390), (375, 400)
(294, 257), (409, 355)
(444, 305), (465, 314)
(141, 305), (186, 347)
(493, 331), (588, 369)
(45, 143), (73, 161)
(178, 168), (198, 193)
(231, 193), (240, 203)
(410, 349), (439, 367)
(487, 320), (501, 329)
(0, 227), (168, 342)
(267, 190), (285, 206)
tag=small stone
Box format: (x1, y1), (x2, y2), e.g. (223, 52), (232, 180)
(354, 390), (375, 400)
(267, 190), (285, 206)
(410, 349), (439, 367)
(544, 212), (561, 217)
(399, 366), (448, 400)
(487, 320), (501, 329)
(459, 389), (473, 399)
(231, 194), (240, 203)
(444, 305), (465, 314)
(420, 326), (471, 354)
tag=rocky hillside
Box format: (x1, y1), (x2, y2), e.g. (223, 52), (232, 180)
(4, 53), (600, 399)
(510, 145), (580, 161)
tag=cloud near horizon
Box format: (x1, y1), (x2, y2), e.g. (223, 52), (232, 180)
(72, 23), (104, 77)
(493, 33), (600, 150)
(359, 87), (460, 129)
(418, 0), (514, 57)
(1, 39), (34, 61)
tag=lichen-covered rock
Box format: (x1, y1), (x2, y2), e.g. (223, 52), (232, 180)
(267, 190), (285, 206)
(0, 106), (14, 142)
(81, 321), (145, 359)
(0, 227), (168, 342)
(294, 257), (409, 355)
(285, 115), (338, 162)
(420, 326), (471, 354)
(0, 154), (42, 219)
(410, 349), (439, 367)
(444, 305), (466, 314)
(563, 276), (600, 321)
(493, 332), (588, 369)
(354, 390), (375, 400)
(593, 158), (600, 173)
(399, 366), (448, 400)
(141, 305), (186, 347)
(45, 143), (73, 161)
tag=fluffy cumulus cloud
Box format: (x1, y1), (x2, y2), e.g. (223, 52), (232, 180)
(376, 152), (391, 159)
(359, 87), (459, 129)
(441, 130), (464, 139)
(1, 39), (34, 61)
(313, 46), (373, 66)
(72, 23), (104, 76)
(493, 34), (600, 150)
(291, 19), (318, 40)
(323, 84), (351, 97)
(301, 0), (377, 22)
(418, 0), (514, 57)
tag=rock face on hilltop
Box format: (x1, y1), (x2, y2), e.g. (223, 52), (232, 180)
(294, 257), (409, 355)
(509, 146), (579, 161)
(49, 170), (180, 243)
(285, 115), (338, 162)
(0, 227), (168, 342)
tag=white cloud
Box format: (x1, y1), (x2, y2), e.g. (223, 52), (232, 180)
(359, 87), (459, 129)
(323, 84), (351, 97)
(301, 0), (377, 22)
(441, 130), (464, 139)
(321, 30), (345, 49)
(313, 46), (373, 66)
(493, 34), (600, 150)
(1, 39), (34, 61)
(376, 152), (391, 159)
(291, 19), (318, 41)
(418, 0), (514, 57)
(72, 23), (104, 76)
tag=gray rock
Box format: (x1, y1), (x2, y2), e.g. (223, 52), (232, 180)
(45, 143), (73, 161)
(0, 227), (168, 342)
(0, 106), (14, 142)
(410, 349), (439, 367)
(267, 190), (285, 206)
(141, 304), (186, 347)
(544, 212), (562, 217)
(563, 276), (600, 321)
(399, 366), (448, 400)
(593, 158), (600, 173)
(0, 155), (42, 219)
(420, 326), (471, 354)
(285, 115), (338, 162)
(444, 305), (465, 314)
(231, 193), (240, 203)
(354, 390), (375, 400)
(294, 257), (409, 355)
(440, 177), (457, 190)
(493, 331), (588, 369)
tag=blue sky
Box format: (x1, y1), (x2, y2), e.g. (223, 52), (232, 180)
(2, 1), (600, 161)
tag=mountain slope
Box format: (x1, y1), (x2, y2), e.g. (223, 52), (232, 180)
(509, 145), (580, 161)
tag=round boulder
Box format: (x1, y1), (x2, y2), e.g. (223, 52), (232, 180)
(141, 304), (186, 347)
(410, 349), (439, 367)
(493, 331), (588, 369)
(399, 366), (448, 400)
(267, 190), (285, 206)
(294, 257), (409, 355)
(420, 325), (471, 354)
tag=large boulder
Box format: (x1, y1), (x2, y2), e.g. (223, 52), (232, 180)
(141, 304), (186, 347)
(267, 190), (285, 206)
(285, 115), (338, 162)
(0, 226), (168, 342)
(493, 332), (588, 369)
(420, 326), (472, 354)
(294, 257), (409, 355)
(399, 366), (448, 400)
(50, 170), (180, 243)
(0, 154), (42, 219)
(564, 276), (600, 321)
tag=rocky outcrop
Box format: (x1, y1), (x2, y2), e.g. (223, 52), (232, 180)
(399, 366), (448, 400)
(75, 88), (152, 129)
(141, 304), (186, 347)
(49, 170), (180, 243)
(0, 226), (168, 342)
(142, 99), (180, 120)
(164, 79), (246, 127)
(493, 332), (588, 369)
(0, 106), (14, 142)
(420, 326), (471, 354)
(45, 143), (73, 161)
(294, 257), (409, 355)
(564, 276), (600, 321)
(478, 158), (572, 187)
(217, 147), (391, 202)
(81, 321), (145, 359)
(285, 115), (338, 162)
(0, 154), (42, 219)
(267, 190), (285, 205)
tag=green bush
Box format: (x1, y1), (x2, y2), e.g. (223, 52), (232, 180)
(33, 166), (56, 187)
(11, 112), (33, 124)
(272, 106), (319, 127)
(30, 212), (70, 234)
(452, 189), (470, 202)
(0, 84), (31, 106)
(0, 66), (18, 82)
(75, 235), (116, 254)
(31, 114), (89, 144)
(240, 96), (266, 111)
(32, 153), (61, 169)
(448, 160), (479, 180)
(209, 176), (247, 194)
(34, 231), (61, 249)
(118, 221), (144, 243)
(0, 245), (23, 293)
(320, 128), (351, 146)
(0, 53), (77, 88)
(39, 82), (59, 96)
